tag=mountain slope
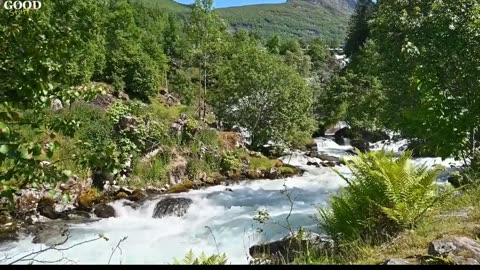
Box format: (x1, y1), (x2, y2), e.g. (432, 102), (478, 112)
(218, 0), (354, 45)
(140, 0), (355, 45)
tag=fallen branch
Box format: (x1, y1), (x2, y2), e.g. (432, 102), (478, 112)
(7, 231), (108, 265)
(108, 236), (128, 264)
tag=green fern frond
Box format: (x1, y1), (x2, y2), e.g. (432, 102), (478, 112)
(318, 150), (451, 244)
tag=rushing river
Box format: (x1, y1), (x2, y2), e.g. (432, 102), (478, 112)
(0, 137), (462, 264)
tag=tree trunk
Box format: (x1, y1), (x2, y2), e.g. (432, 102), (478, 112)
(203, 57), (207, 122)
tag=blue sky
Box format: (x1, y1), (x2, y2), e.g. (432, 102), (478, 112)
(175, 0), (287, 8)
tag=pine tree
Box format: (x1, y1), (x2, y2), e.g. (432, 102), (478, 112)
(343, 0), (377, 58)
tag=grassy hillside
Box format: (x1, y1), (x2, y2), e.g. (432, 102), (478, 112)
(140, 0), (190, 13)
(140, 0), (355, 45)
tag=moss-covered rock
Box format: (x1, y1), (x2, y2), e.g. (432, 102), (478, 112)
(280, 166), (299, 176)
(245, 169), (264, 179)
(115, 192), (129, 200)
(129, 189), (147, 202)
(37, 196), (59, 219)
(77, 188), (99, 210)
(168, 181), (194, 193)
(93, 204), (116, 218)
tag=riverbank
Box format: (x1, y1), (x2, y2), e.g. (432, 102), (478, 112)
(298, 184), (480, 265)
(1, 136), (472, 265)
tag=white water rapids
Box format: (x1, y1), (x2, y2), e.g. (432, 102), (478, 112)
(0, 137), (463, 264)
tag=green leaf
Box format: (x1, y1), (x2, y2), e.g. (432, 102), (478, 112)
(47, 141), (60, 158)
(20, 147), (32, 160)
(62, 170), (72, 178)
(0, 144), (8, 155)
(0, 122), (10, 137)
(32, 143), (42, 156)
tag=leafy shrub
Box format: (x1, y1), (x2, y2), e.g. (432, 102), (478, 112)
(68, 102), (113, 146)
(172, 250), (228, 265)
(123, 52), (162, 101)
(448, 151), (480, 188)
(220, 153), (241, 173)
(195, 129), (219, 148)
(186, 159), (210, 180)
(318, 151), (446, 244)
(169, 69), (197, 106)
(181, 118), (199, 145)
(134, 157), (169, 186)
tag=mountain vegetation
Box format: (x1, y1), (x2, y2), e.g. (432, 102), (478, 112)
(138, 0), (355, 46)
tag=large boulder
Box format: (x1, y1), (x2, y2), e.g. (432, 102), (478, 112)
(428, 237), (480, 265)
(351, 139), (370, 153)
(94, 204), (116, 218)
(89, 94), (115, 109)
(334, 127), (389, 146)
(129, 189), (147, 202)
(152, 197), (193, 219)
(249, 232), (334, 263)
(334, 127), (353, 145)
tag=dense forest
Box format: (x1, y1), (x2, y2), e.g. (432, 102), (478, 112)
(141, 0), (354, 45)
(1, 0), (480, 265)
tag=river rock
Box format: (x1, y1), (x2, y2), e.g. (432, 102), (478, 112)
(37, 197), (59, 220)
(317, 154), (341, 163)
(267, 167), (281, 179)
(152, 197), (193, 219)
(249, 232), (334, 263)
(31, 223), (68, 245)
(60, 210), (91, 220)
(245, 169), (264, 179)
(334, 127), (353, 145)
(428, 237), (480, 264)
(129, 189), (147, 202)
(382, 258), (413, 265)
(94, 204), (116, 218)
(307, 161), (321, 167)
(351, 139), (370, 153)
(123, 201), (142, 210)
(145, 186), (163, 196)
